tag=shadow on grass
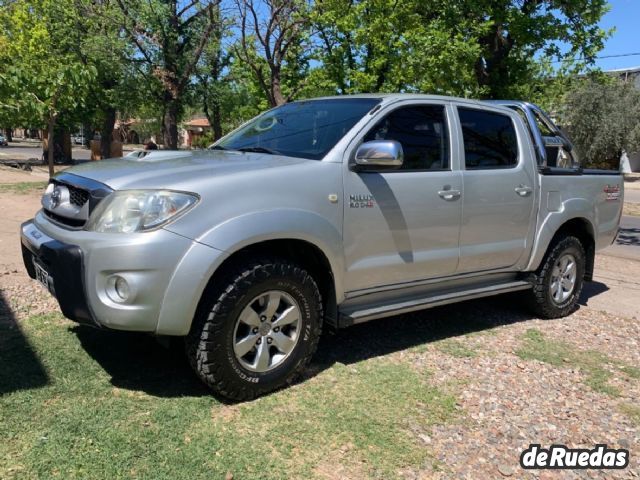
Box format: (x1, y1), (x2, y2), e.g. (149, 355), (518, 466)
(312, 292), (533, 368)
(69, 282), (607, 399)
(0, 291), (49, 395)
(72, 326), (210, 398)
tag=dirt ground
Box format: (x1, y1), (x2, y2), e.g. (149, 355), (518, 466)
(0, 169), (45, 277)
(1, 166), (638, 479)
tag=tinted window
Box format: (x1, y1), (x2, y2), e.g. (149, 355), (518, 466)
(363, 105), (449, 170)
(216, 98), (380, 160)
(459, 108), (518, 169)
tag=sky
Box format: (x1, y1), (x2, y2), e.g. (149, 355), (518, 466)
(592, 0), (640, 71)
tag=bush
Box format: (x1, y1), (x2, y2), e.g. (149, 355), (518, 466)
(191, 131), (214, 149)
(561, 79), (640, 169)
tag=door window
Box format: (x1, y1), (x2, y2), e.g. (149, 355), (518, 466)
(458, 108), (518, 169)
(363, 105), (449, 170)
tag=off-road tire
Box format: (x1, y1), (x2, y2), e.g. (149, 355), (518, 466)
(186, 258), (323, 401)
(527, 235), (585, 319)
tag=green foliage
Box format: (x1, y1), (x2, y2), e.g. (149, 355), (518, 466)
(561, 79), (640, 169)
(312, 0), (484, 96)
(516, 328), (639, 397)
(459, 0), (611, 98)
(0, 0), (613, 147)
(311, 0), (610, 99)
(0, 0), (97, 126)
(191, 131), (215, 149)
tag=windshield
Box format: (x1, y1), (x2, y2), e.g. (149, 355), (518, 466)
(213, 98), (381, 160)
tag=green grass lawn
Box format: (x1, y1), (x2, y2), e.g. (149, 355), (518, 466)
(0, 182), (47, 194)
(0, 312), (457, 479)
(516, 328), (639, 397)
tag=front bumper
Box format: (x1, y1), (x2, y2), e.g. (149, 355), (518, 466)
(21, 213), (229, 335)
(21, 223), (97, 326)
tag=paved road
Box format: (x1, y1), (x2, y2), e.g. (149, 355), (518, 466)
(599, 215), (640, 260)
(0, 144), (91, 162)
(614, 214), (640, 249)
(625, 188), (640, 204)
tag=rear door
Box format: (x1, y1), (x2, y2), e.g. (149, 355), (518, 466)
(342, 101), (463, 292)
(454, 105), (537, 273)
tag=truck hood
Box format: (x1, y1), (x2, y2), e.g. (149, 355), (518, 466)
(63, 150), (309, 190)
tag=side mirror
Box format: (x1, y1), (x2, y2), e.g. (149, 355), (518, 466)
(353, 140), (403, 171)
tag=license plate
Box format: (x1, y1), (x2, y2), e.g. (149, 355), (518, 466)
(33, 261), (52, 292)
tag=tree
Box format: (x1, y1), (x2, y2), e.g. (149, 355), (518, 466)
(115, 0), (222, 149)
(235, 0), (311, 107)
(312, 0), (609, 99)
(312, 0), (483, 96)
(561, 78), (640, 170)
(74, 0), (143, 159)
(194, 3), (229, 140)
(0, 0), (96, 176)
(458, 0), (610, 98)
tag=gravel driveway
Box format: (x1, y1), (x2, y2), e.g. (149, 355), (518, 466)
(1, 167), (638, 479)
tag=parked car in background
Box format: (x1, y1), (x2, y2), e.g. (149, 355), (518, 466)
(0, 134), (8, 147)
(71, 134), (85, 145)
(21, 94), (623, 401)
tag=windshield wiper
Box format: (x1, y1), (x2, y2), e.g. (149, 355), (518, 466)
(237, 146), (280, 155)
(209, 145), (227, 150)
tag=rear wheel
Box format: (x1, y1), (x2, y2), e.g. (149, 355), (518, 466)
(186, 258), (323, 401)
(527, 235), (585, 319)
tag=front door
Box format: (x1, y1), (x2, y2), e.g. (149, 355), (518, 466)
(342, 102), (463, 293)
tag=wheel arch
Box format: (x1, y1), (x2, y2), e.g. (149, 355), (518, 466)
(529, 216), (596, 281)
(194, 238), (340, 331)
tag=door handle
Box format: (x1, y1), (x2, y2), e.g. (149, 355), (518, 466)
(515, 185), (533, 197)
(438, 189), (461, 201)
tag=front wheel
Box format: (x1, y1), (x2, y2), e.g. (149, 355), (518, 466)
(526, 235), (585, 319)
(186, 258), (323, 401)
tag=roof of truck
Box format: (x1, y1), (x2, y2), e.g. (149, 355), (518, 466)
(299, 93), (514, 109)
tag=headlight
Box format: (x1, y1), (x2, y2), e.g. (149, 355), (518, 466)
(86, 190), (198, 233)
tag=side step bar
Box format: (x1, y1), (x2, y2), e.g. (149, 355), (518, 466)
(339, 280), (532, 327)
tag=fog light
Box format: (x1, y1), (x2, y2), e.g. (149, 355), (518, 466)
(114, 276), (130, 301)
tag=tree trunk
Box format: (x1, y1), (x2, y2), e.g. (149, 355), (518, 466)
(271, 70), (286, 107)
(5, 128), (12, 142)
(475, 26), (513, 99)
(47, 114), (56, 178)
(100, 107), (116, 159)
(164, 100), (180, 149)
(82, 121), (92, 148)
(212, 99), (222, 141)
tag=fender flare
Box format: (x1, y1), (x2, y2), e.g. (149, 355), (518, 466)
(195, 209), (345, 302)
(526, 197), (596, 272)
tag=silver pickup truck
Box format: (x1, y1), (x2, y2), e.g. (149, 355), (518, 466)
(21, 94), (623, 400)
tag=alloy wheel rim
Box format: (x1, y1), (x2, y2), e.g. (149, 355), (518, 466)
(549, 253), (577, 304)
(232, 290), (302, 373)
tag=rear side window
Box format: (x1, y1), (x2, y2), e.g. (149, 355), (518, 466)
(363, 105), (449, 170)
(458, 108), (518, 169)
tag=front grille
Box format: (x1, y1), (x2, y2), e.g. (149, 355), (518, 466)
(52, 180), (89, 207)
(43, 173), (112, 230)
(69, 185), (89, 206)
